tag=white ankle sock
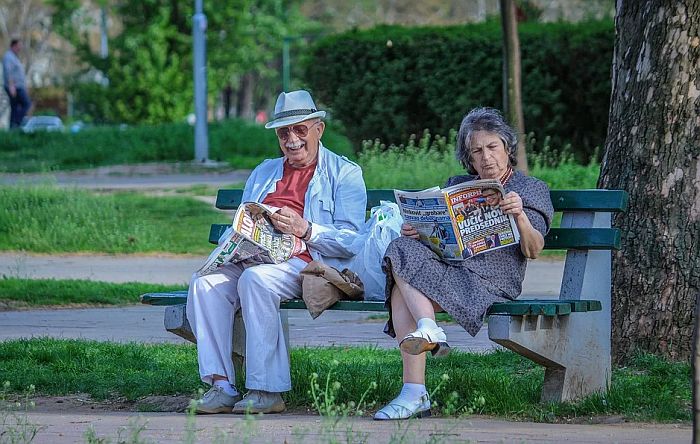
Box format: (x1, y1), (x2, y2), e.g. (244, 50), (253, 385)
(399, 383), (427, 400)
(417, 317), (439, 331)
(213, 379), (238, 396)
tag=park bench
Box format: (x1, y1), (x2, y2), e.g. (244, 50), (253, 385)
(141, 188), (628, 403)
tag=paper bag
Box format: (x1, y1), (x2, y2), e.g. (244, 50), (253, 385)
(300, 260), (364, 319)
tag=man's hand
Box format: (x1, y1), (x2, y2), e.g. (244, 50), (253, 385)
(269, 206), (308, 238)
(400, 223), (420, 240)
(8, 85), (16, 98)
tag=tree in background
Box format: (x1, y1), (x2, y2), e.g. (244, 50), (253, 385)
(50, 0), (314, 124)
(205, 0), (316, 119)
(599, 0), (699, 362)
(500, 0), (528, 173)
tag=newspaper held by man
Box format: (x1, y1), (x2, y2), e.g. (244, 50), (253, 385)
(394, 179), (520, 261)
(196, 202), (306, 276)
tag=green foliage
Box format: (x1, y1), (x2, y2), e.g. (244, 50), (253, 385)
(0, 278), (186, 308)
(52, 0), (194, 124)
(0, 339), (690, 421)
(304, 20), (613, 161)
(50, 0), (317, 124)
(0, 185), (228, 254)
(357, 131), (600, 190)
(0, 118), (354, 172)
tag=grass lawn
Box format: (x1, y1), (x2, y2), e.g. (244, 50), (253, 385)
(0, 278), (185, 308)
(0, 338), (690, 422)
(0, 185), (229, 254)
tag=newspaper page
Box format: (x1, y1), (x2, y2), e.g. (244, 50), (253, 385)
(394, 187), (464, 260)
(442, 179), (520, 259)
(196, 202), (306, 276)
(394, 180), (520, 261)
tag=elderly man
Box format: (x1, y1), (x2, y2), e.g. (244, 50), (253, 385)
(187, 90), (367, 414)
(2, 39), (32, 128)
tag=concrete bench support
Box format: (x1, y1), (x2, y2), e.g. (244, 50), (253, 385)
(165, 304), (247, 377)
(488, 210), (612, 403)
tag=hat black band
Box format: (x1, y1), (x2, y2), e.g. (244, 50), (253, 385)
(273, 109), (317, 119)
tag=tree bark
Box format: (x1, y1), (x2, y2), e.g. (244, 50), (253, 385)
(237, 71), (255, 121)
(500, 0), (528, 174)
(694, 292), (700, 442)
(599, 0), (700, 363)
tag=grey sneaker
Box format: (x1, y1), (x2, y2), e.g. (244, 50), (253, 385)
(194, 386), (241, 414)
(232, 390), (286, 414)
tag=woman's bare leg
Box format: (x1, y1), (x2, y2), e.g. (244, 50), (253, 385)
(392, 272), (436, 321)
(390, 284), (426, 384)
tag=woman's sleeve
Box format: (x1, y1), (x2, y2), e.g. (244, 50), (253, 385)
(520, 179), (554, 236)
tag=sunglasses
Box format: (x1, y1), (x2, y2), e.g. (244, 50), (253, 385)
(275, 121), (321, 141)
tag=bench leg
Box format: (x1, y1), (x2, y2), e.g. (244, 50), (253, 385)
(489, 210), (613, 402)
(164, 304), (247, 379)
(489, 313), (610, 402)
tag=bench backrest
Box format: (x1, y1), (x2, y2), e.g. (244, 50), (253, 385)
(208, 189), (629, 252)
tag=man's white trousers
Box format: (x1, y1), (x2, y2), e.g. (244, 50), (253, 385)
(186, 258), (306, 392)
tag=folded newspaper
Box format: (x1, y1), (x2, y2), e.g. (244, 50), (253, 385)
(196, 202), (306, 276)
(394, 179), (520, 261)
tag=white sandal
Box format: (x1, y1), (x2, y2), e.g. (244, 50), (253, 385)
(399, 325), (451, 357)
(374, 394), (431, 420)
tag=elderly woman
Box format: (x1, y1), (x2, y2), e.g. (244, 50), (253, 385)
(374, 107), (554, 420)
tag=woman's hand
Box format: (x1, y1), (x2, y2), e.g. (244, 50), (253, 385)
(401, 223), (420, 240)
(269, 206), (308, 237)
(499, 191), (524, 219)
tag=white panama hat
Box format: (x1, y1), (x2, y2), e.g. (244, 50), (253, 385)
(264, 90), (326, 129)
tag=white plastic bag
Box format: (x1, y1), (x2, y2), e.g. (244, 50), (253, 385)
(341, 201), (403, 301)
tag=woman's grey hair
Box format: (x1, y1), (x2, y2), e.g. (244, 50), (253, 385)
(456, 107), (518, 175)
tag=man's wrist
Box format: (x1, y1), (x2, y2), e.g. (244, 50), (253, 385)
(301, 220), (313, 241)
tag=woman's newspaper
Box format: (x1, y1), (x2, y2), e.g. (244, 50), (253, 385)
(394, 179), (520, 260)
(196, 202), (306, 276)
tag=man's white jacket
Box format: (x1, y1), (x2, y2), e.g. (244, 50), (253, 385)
(240, 142), (367, 271)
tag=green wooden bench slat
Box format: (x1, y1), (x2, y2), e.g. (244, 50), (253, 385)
(142, 290), (603, 318)
(280, 300), (387, 311)
(211, 223), (621, 250)
(586, 300), (602, 311)
(366, 190), (401, 209)
(140, 291), (187, 306)
(487, 299), (602, 315)
(216, 189), (628, 213)
(216, 189), (244, 210)
(488, 301), (571, 316)
(549, 190), (628, 212)
(209, 223), (229, 244)
(544, 228), (621, 250)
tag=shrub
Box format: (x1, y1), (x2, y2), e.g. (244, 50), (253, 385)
(0, 119), (354, 173)
(304, 20), (613, 162)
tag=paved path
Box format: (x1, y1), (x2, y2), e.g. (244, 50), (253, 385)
(21, 411), (692, 443)
(0, 252), (564, 291)
(0, 253), (564, 352)
(0, 163), (251, 189)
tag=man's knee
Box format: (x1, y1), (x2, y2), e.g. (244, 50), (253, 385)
(237, 267), (266, 292)
(190, 274), (221, 302)
(237, 267), (279, 305)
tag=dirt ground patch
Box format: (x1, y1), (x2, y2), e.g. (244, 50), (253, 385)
(28, 394), (193, 414)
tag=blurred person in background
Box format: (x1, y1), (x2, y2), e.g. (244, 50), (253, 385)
(2, 39), (32, 129)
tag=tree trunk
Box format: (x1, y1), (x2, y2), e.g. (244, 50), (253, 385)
(500, 0), (528, 174)
(694, 292), (700, 442)
(237, 71), (256, 121)
(598, 0), (700, 363)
